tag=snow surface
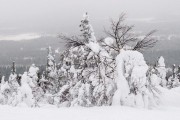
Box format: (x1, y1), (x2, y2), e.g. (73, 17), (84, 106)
(1, 93), (180, 120)
(1, 87), (180, 120)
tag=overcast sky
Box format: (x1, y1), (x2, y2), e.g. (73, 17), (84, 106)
(0, 0), (179, 40)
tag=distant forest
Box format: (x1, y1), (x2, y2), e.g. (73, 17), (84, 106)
(0, 65), (46, 81)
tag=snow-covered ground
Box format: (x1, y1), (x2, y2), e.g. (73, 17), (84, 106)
(0, 104), (179, 120)
(1, 87), (180, 120)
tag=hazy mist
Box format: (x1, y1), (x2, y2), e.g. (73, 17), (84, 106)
(0, 0), (180, 38)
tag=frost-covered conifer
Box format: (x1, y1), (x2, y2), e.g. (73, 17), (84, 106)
(28, 64), (39, 86)
(80, 12), (96, 43)
(46, 46), (56, 78)
(9, 61), (18, 92)
(167, 64), (180, 88)
(46, 46), (59, 94)
(58, 13), (113, 107)
(0, 77), (11, 105)
(155, 56), (167, 87)
(13, 72), (35, 107)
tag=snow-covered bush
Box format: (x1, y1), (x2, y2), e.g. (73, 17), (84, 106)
(112, 49), (159, 108)
(155, 56), (167, 87)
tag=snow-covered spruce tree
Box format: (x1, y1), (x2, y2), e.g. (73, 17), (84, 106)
(0, 62), (19, 105)
(0, 72), (2, 81)
(58, 13), (116, 107)
(8, 61), (18, 93)
(27, 64), (45, 106)
(167, 64), (180, 88)
(46, 46), (59, 94)
(12, 72), (36, 107)
(81, 13), (116, 106)
(28, 64), (39, 86)
(79, 12), (96, 43)
(178, 66), (180, 81)
(0, 75), (11, 105)
(153, 56), (167, 87)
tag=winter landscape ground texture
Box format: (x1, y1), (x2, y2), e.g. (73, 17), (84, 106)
(1, 86), (180, 120)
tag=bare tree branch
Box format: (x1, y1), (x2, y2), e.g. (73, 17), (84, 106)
(133, 30), (158, 51)
(58, 35), (85, 48)
(104, 13), (138, 52)
(104, 13), (158, 52)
